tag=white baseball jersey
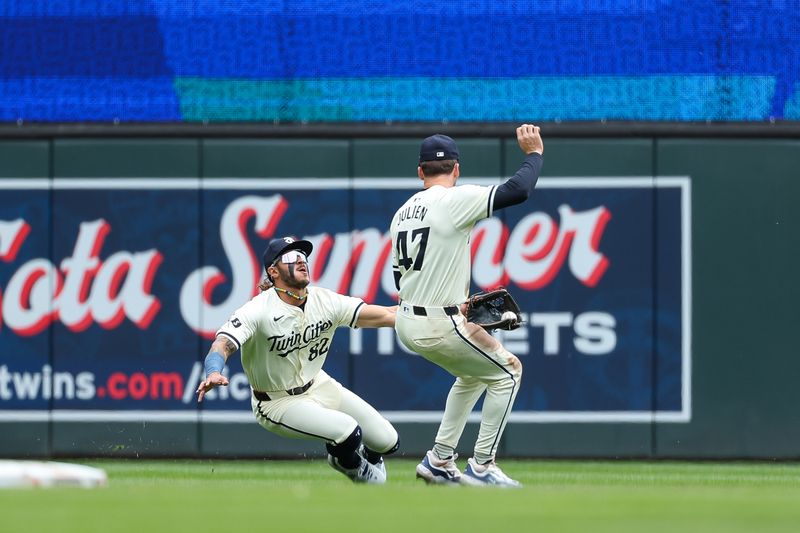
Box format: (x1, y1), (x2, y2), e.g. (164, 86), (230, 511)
(391, 183), (495, 306)
(216, 286), (364, 392)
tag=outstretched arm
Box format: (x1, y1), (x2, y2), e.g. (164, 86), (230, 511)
(355, 304), (397, 328)
(195, 335), (238, 402)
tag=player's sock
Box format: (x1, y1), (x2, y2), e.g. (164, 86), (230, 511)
(364, 435), (400, 464)
(363, 447), (382, 465)
(432, 443), (455, 461)
(326, 426), (363, 470)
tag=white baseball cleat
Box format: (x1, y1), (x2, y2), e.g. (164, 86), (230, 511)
(371, 456), (387, 481)
(327, 451), (386, 485)
(460, 458), (522, 488)
(415, 450), (462, 484)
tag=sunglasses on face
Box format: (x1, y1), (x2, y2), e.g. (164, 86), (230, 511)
(273, 250), (308, 265)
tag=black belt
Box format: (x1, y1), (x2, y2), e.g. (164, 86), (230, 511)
(412, 305), (458, 317)
(252, 380), (313, 401)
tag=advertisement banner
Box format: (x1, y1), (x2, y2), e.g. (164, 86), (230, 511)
(0, 177), (690, 422)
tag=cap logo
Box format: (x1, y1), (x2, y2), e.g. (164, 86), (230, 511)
(283, 237), (294, 243)
(419, 134), (459, 162)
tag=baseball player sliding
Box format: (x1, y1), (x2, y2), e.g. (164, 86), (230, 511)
(197, 237), (399, 484)
(391, 125), (544, 487)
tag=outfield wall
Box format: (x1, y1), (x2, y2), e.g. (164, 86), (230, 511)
(0, 136), (798, 459)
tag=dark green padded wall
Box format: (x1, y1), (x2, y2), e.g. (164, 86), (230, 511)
(51, 422), (199, 457)
(353, 139), (501, 177)
(504, 138), (654, 177)
(203, 139), (349, 177)
(656, 139), (800, 458)
(0, 422), (50, 458)
(54, 139), (199, 177)
(0, 141), (49, 178)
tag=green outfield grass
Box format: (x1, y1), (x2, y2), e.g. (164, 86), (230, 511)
(4, 459), (800, 533)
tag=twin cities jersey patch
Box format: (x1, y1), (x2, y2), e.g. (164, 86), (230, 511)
(391, 184), (496, 306)
(216, 286), (364, 392)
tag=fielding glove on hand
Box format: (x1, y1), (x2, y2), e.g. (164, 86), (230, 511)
(466, 288), (522, 331)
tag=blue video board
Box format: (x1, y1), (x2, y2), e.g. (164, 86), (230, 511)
(0, 1), (798, 122)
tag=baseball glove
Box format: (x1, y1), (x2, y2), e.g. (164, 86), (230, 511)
(466, 288), (522, 331)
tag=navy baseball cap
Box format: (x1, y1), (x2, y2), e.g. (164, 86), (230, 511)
(262, 237), (313, 271)
(419, 134), (460, 162)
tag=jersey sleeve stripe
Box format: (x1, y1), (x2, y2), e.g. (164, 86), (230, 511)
(349, 301), (366, 328)
(217, 331), (242, 351)
(487, 185), (497, 217)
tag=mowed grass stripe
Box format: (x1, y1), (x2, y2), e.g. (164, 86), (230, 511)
(4, 460), (800, 533)
(94, 458), (800, 485)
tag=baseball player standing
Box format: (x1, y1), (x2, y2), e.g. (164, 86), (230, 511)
(196, 237), (399, 484)
(391, 125), (544, 487)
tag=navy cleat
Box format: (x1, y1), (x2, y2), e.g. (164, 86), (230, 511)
(461, 458), (522, 488)
(415, 450), (462, 484)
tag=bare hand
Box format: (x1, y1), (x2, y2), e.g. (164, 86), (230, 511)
(516, 124), (543, 156)
(196, 372), (229, 402)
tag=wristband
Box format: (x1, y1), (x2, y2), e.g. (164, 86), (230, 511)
(204, 351), (225, 377)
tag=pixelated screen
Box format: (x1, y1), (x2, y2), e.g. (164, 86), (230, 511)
(1, 0), (798, 122)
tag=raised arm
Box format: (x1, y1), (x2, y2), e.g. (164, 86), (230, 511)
(195, 335), (238, 402)
(493, 124), (544, 210)
(355, 304), (397, 328)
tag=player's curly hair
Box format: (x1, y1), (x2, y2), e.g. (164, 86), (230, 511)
(258, 275), (273, 292)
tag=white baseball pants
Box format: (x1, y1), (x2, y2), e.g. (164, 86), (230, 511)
(396, 303), (522, 462)
(250, 370), (398, 453)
